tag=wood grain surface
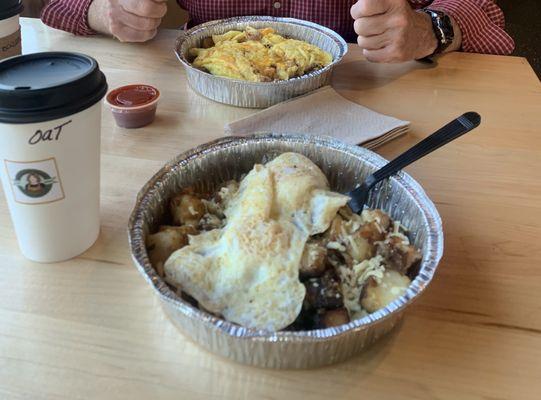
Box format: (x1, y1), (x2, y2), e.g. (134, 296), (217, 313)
(1, 18), (541, 400)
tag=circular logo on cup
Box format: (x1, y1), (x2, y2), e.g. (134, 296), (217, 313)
(14, 169), (54, 198)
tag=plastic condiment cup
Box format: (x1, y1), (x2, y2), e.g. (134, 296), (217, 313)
(0, 52), (108, 262)
(105, 84), (160, 129)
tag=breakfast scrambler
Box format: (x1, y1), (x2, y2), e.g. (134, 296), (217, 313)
(146, 153), (421, 331)
(189, 26), (333, 82)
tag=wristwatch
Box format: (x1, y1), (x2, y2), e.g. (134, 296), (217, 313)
(421, 9), (455, 56)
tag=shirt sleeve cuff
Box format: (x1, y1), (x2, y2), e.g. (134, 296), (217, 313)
(427, 0), (515, 55)
(78, 0), (97, 35)
(41, 0), (97, 36)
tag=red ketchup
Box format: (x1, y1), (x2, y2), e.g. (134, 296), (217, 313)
(105, 84), (160, 129)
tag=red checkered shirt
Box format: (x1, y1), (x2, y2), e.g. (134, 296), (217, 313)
(41, 0), (515, 55)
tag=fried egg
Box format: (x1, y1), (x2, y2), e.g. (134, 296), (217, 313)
(164, 153), (349, 330)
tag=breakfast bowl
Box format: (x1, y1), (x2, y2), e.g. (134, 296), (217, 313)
(128, 134), (444, 368)
(174, 16), (348, 108)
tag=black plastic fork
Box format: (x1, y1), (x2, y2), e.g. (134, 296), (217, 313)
(347, 112), (481, 214)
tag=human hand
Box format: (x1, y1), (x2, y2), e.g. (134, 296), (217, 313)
(351, 0), (438, 62)
(88, 0), (167, 42)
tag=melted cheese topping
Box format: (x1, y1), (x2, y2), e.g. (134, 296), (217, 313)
(190, 27), (333, 82)
(164, 153), (349, 330)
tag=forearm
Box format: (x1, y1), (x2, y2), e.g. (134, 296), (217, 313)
(427, 0), (514, 55)
(41, 0), (96, 35)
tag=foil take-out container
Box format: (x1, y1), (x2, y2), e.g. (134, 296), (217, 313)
(128, 134), (444, 368)
(174, 16), (348, 108)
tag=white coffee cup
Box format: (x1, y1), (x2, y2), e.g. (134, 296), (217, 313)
(0, 52), (107, 262)
(0, 14), (19, 37)
(0, 1), (22, 60)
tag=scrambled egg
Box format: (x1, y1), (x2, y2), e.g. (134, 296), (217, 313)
(164, 153), (349, 331)
(189, 27), (333, 82)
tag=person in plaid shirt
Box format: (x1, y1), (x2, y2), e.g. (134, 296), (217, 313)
(41, 0), (514, 62)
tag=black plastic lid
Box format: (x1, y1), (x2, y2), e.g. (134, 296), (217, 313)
(0, 52), (108, 124)
(0, 0), (23, 20)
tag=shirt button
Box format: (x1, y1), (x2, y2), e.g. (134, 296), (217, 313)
(273, 2), (281, 9)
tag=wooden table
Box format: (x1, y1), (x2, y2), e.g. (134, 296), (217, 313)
(1, 18), (540, 400)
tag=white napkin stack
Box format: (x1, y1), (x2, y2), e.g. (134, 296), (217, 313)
(225, 86), (410, 149)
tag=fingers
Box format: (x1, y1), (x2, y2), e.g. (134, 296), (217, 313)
(117, 11), (162, 31)
(353, 14), (390, 36)
(351, 0), (391, 19)
(353, 11), (393, 53)
(110, 22), (158, 42)
(106, 0), (165, 42)
(352, 0), (422, 63)
(362, 48), (391, 63)
(357, 33), (390, 50)
(119, 0), (167, 19)
(363, 45), (407, 63)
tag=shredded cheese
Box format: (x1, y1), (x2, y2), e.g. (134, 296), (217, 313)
(327, 241), (346, 252)
(338, 255), (385, 318)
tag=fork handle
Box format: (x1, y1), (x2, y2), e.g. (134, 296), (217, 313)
(365, 112), (481, 190)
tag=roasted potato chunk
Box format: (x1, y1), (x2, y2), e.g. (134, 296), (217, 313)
(344, 230), (374, 262)
(362, 209), (391, 228)
(304, 271), (344, 310)
(359, 209), (391, 242)
(300, 241), (328, 278)
(314, 308), (350, 329)
(361, 270), (411, 313)
(377, 236), (422, 274)
(325, 209), (379, 262)
(170, 194), (206, 227)
(326, 214), (344, 242)
(146, 225), (197, 276)
(359, 221), (387, 242)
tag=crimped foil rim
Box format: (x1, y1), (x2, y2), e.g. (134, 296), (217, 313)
(173, 16), (348, 87)
(128, 134), (444, 342)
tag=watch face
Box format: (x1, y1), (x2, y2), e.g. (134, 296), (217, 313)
(425, 9), (454, 54)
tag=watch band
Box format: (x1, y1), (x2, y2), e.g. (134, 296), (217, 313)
(421, 9), (454, 56)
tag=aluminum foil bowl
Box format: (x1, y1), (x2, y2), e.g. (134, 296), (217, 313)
(174, 16), (348, 108)
(128, 134), (444, 368)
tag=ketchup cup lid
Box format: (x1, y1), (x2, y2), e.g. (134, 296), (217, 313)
(105, 84), (160, 111)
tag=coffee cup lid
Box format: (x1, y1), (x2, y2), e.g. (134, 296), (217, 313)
(0, 0), (23, 20)
(0, 52), (108, 124)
